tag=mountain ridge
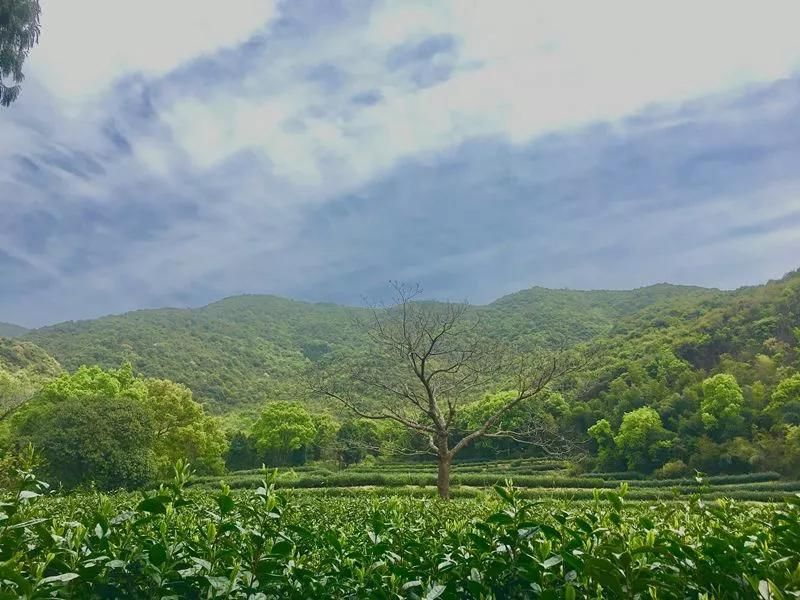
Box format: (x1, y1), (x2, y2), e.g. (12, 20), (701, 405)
(0, 322), (29, 338)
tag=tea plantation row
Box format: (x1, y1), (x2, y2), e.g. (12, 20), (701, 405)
(2, 465), (799, 598)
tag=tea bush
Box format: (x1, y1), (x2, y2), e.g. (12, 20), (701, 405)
(2, 463), (799, 598)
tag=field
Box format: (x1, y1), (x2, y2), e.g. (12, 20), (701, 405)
(190, 458), (800, 503)
(3, 461), (800, 598)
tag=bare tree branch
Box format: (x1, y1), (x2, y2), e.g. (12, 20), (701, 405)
(307, 281), (588, 498)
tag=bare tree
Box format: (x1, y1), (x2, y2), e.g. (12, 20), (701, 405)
(312, 283), (585, 498)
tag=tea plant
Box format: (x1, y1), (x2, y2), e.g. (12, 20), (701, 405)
(1, 464), (799, 598)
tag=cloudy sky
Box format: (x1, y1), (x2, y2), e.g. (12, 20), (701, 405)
(2, 1), (800, 327)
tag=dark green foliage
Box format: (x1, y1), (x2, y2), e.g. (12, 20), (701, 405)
(15, 268), (800, 477)
(0, 321), (28, 338)
(13, 396), (157, 489)
(0, 0), (40, 106)
(2, 468), (799, 598)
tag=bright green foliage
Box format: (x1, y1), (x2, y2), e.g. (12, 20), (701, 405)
(588, 418), (620, 470)
(38, 363), (148, 404)
(252, 401), (316, 460)
(13, 268), (800, 477)
(2, 469), (800, 598)
(0, 368), (38, 422)
(145, 378), (226, 475)
(613, 408), (671, 471)
(0, 0), (40, 106)
(309, 413), (340, 460)
(13, 396), (157, 489)
(771, 374), (800, 424)
(7, 365), (227, 487)
(701, 374), (744, 432)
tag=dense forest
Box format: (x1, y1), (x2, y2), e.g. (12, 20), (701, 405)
(0, 321), (28, 338)
(1, 269), (799, 489)
(21, 284), (725, 411)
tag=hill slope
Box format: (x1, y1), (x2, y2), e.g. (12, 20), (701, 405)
(0, 322), (28, 338)
(23, 284), (725, 411)
(0, 338), (62, 377)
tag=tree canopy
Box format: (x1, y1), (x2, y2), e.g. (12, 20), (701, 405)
(0, 0), (41, 106)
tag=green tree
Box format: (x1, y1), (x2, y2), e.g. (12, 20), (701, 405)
(614, 407), (671, 472)
(588, 418), (621, 471)
(12, 365), (227, 483)
(700, 374), (744, 433)
(14, 396), (157, 489)
(310, 413), (340, 461)
(336, 419), (381, 466)
(144, 378), (227, 475)
(0, 0), (41, 106)
(770, 374), (800, 425)
(37, 363), (148, 404)
(0, 367), (38, 421)
(252, 401), (316, 464)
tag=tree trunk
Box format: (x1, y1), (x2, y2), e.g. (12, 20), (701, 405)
(436, 454), (452, 499)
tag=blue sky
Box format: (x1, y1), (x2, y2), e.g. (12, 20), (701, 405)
(2, 0), (800, 327)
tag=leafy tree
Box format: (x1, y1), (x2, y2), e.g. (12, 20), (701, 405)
(614, 407), (671, 472)
(144, 378), (226, 475)
(335, 419), (380, 466)
(770, 374), (800, 425)
(10, 365), (227, 484)
(700, 374), (744, 433)
(37, 363), (148, 404)
(252, 401), (316, 464)
(224, 431), (260, 472)
(0, 0), (41, 106)
(310, 413), (340, 461)
(0, 367), (38, 421)
(14, 396), (157, 489)
(588, 418), (621, 471)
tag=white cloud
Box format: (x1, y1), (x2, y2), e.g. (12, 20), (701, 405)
(29, 0), (278, 103)
(158, 0), (800, 191)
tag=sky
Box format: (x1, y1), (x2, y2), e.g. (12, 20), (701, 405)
(2, 1), (800, 328)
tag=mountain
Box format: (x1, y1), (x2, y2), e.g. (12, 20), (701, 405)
(0, 322), (28, 338)
(22, 283), (729, 412)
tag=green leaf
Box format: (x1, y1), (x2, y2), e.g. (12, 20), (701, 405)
(216, 494), (235, 515)
(137, 496), (170, 515)
(39, 573), (79, 585)
(402, 580), (423, 590)
(271, 540), (294, 556)
(425, 584), (446, 600)
(149, 543), (167, 566)
(543, 555), (562, 569)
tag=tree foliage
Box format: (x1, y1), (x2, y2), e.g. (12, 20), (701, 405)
(701, 374), (744, 433)
(0, 0), (41, 106)
(7, 364), (227, 487)
(252, 401), (316, 462)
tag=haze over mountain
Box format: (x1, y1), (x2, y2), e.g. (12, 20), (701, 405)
(0, 323), (28, 338)
(3, 2), (800, 327)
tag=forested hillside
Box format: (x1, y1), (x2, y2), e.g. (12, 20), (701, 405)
(4, 269), (800, 480)
(23, 284), (718, 410)
(0, 322), (28, 338)
(0, 338), (61, 376)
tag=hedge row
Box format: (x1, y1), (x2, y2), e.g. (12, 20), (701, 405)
(192, 470), (793, 492)
(265, 485), (798, 503)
